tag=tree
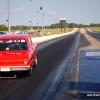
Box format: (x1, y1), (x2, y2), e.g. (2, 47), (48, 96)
(90, 23), (95, 27)
(78, 24), (84, 28)
(68, 23), (78, 28)
(0, 24), (7, 31)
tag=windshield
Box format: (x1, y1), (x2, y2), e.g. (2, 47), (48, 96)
(0, 39), (28, 51)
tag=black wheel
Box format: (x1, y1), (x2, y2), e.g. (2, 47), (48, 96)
(27, 67), (32, 76)
(33, 57), (37, 68)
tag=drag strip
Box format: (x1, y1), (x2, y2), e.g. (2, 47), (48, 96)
(0, 32), (79, 100)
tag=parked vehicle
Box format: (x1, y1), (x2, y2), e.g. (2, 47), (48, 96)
(0, 34), (38, 77)
(28, 29), (36, 34)
(20, 30), (29, 34)
(0, 32), (6, 35)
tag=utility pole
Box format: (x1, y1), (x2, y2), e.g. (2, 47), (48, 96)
(48, 14), (50, 29)
(43, 13), (45, 33)
(52, 15), (54, 32)
(40, 5), (44, 36)
(8, 0), (10, 33)
(30, 0), (32, 30)
(36, 11), (39, 31)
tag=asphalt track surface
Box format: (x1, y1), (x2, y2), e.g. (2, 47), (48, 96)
(0, 32), (79, 100)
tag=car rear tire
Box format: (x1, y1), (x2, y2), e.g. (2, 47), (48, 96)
(33, 57), (37, 68)
(27, 67), (32, 76)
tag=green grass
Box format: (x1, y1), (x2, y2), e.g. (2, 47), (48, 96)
(30, 28), (74, 38)
(37, 28), (74, 36)
(91, 27), (100, 31)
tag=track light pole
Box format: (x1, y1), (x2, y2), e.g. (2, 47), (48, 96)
(8, 0), (10, 33)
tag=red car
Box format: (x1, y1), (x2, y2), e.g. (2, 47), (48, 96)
(0, 34), (38, 77)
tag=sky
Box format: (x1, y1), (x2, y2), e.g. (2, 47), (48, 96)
(0, 0), (100, 26)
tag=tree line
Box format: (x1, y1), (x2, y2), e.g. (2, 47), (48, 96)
(0, 23), (100, 31)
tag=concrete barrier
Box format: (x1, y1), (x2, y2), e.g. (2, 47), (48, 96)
(31, 28), (78, 44)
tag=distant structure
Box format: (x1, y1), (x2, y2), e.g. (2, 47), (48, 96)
(59, 18), (67, 33)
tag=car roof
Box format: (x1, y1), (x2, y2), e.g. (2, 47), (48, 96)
(0, 34), (29, 40)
